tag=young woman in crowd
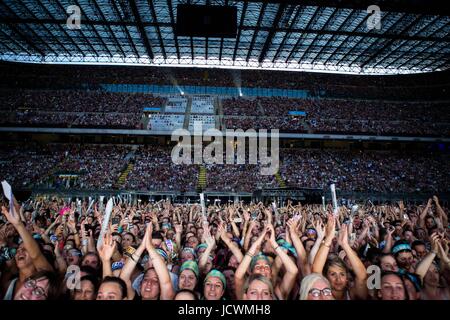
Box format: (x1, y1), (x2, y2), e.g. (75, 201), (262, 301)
(1, 197), (449, 301)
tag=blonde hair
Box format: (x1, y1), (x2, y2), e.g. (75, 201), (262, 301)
(244, 274), (274, 297)
(299, 273), (331, 300)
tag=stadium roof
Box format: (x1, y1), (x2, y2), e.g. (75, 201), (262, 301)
(0, 0), (449, 75)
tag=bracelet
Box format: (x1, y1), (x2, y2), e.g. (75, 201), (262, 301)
(245, 252), (254, 258)
(321, 241), (331, 248)
(273, 245), (280, 251)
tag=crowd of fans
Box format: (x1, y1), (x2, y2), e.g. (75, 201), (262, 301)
(0, 195), (448, 301)
(222, 97), (450, 136)
(280, 149), (450, 193)
(0, 144), (131, 190)
(0, 90), (164, 129)
(124, 146), (198, 192)
(1, 86), (448, 136)
(2, 61), (449, 101)
(1, 144), (448, 194)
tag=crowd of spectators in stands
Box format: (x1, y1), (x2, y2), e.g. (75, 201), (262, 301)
(124, 146), (198, 192)
(0, 90), (164, 129)
(1, 144), (448, 194)
(223, 97), (449, 137)
(2, 62), (449, 100)
(1, 81), (448, 136)
(0, 144), (130, 190)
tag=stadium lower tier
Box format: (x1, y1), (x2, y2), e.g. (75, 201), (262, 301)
(0, 144), (448, 193)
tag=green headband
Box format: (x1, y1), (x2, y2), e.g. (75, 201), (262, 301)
(204, 269), (226, 290)
(196, 243), (208, 252)
(180, 260), (200, 278)
(250, 254), (271, 271)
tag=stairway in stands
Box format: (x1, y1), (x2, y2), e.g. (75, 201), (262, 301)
(114, 147), (137, 189)
(196, 165), (207, 192)
(302, 119), (314, 133)
(274, 170), (287, 188)
(115, 163), (134, 188)
(183, 95), (192, 129)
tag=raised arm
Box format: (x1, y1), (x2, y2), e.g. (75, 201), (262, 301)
(174, 223), (183, 252)
(415, 233), (439, 281)
(308, 220), (325, 266)
(1, 205), (53, 272)
(53, 240), (67, 274)
(243, 220), (256, 252)
(434, 196), (448, 227)
(234, 227), (267, 300)
(120, 231), (147, 300)
(419, 199), (432, 229)
(287, 217), (309, 276)
(312, 214), (335, 274)
(338, 224), (368, 299)
(218, 222), (243, 263)
(267, 224), (298, 300)
(382, 225), (396, 254)
(145, 223), (175, 300)
(98, 232), (116, 278)
(199, 225), (216, 275)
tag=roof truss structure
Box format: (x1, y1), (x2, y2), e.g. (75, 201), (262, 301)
(0, 0), (449, 74)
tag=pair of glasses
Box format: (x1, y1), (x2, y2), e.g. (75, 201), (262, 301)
(308, 288), (333, 297)
(24, 279), (47, 298)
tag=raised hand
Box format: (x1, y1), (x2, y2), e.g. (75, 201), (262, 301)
(203, 226), (216, 250)
(174, 223), (183, 234)
(243, 210), (250, 222)
(248, 225), (267, 255)
(387, 225), (395, 237)
(337, 224), (349, 248)
(143, 222), (154, 251)
(429, 232), (441, 255)
(98, 232), (117, 262)
(286, 218), (298, 234)
(266, 224), (277, 246)
(1, 205), (20, 226)
(432, 195), (439, 204)
(325, 213), (336, 239)
(314, 220), (325, 240)
(217, 222), (226, 239)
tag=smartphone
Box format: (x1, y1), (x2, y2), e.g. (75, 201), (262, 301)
(233, 217), (242, 223)
(50, 235), (58, 244)
(124, 246), (136, 257)
(112, 216), (120, 225)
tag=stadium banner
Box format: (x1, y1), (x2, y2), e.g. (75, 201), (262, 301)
(288, 110), (306, 116)
(143, 107), (162, 112)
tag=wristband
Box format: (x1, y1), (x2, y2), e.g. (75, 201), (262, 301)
(245, 252), (254, 258)
(321, 241), (331, 248)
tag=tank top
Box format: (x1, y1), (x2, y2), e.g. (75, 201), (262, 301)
(3, 278), (18, 300)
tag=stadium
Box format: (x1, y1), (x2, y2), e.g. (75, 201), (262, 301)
(0, 0), (449, 302)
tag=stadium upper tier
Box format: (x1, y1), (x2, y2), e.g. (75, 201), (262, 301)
(1, 88), (449, 137)
(1, 62), (450, 101)
(0, 143), (448, 193)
